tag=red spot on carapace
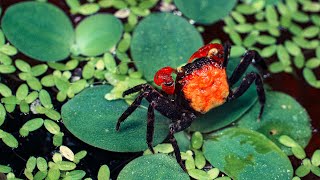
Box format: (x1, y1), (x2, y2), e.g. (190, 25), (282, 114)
(188, 43), (224, 64)
(154, 66), (177, 95)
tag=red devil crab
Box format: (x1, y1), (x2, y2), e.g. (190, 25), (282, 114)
(116, 43), (268, 170)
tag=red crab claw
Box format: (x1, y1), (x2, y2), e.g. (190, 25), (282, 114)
(188, 43), (224, 63)
(154, 66), (176, 95)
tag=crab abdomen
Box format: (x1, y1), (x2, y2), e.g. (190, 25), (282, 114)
(179, 63), (229, 113)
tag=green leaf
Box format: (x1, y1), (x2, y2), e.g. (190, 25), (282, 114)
(39, 90), (52, 108)
(26, 156), (37, 172)
(65, 170), (86, 180)
(278, 135), (297, 147)
(82, 63), (95, 79)
(16, 84), (29, 101)
(75, 14), (123, 56)
(78, 3), (100, 15)
(0, 45), (17, 56)
(306, 58), (320, 69)
(25, 91), (39, 104)
(44, 119), (60, 134)
(243, 31), (259, 47)
(37, 157), (47, 172)
(261, 45), (277, 58)
(74, 150), (87, 163)
(19, 100), (29, 112)
(302, 26), (320, 38)
(203, 128), (293, 180)
(292, 145), (306, 159)
(34, 170), (48, 180)
(21, 118), (44, 132)
(191, 132), (203, 150)
(45, 109), (61, 121)
(0, 165), (12, 173)
(26, 77), (42, 91)
(295, 165), (310, 177)
(53, 132), (64, 146)
(284, 41), (301, 57)
(277, 45), (291, 66)
(194, 150), (206, 169)
(154, 143), (174, 154)
(0, 54), (13, 65)
(237, 91), (312, 155)
(256, 35), (276, 45)
(131, 13), (203, 81)
(56, 161), (76, 171)
(0, 104), (6, 126)
(31, 64), (48, 77)
(311, 150), (320, 166)
(15, 59), (31, 72)
(118, 154), (189, 180)
(0, 83), (12, 97)
(1, 131), (18, 148)
(97, 165), (110, 180)
(294, 54), (305, 69)
(190, 58), (257, 132)
(208, 168), (219, 179)
(292, 11), (309, 23)
(47, 168), (60, 180)
(1, 2), (74, 61)
(303, 68), (319, 88)
(41, 75), (55, 87)
(0, 65), (16, 74)
(62, 85), (169, 152)
(266, 5), (279, 26)
(188, 169), (210, 179)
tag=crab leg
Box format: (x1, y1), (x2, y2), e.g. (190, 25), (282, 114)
(147, 104), (155, 153)
(228, 50), (268, 87)
(227, 72), (265, 120)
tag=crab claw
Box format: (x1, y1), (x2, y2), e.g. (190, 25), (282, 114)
(188, 43), (224, 63)
(154, 66), (176, 95)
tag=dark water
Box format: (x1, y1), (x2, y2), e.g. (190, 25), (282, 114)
(1, 0), (320, 179)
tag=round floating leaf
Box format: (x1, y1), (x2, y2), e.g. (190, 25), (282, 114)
(117, 154), (189, 180)
(190, 58), (257, 132)
(75, 14), (123, 57)
(237, 91), (312, 155)
(1, 2), (74, 61)
(173, 0), (237, 24)
(203, 128), (293, 180)
(131, 13), (203, 81)
(62, 85), (169, 152)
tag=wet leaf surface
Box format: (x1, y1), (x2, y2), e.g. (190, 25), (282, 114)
(1, 2), (74, 61)
(117, 154), (189, 180)
(62, 85), (169, 152)
(75, 14), (123, 57)
(174, 0), (237, 24)
(237, 91), (312, 154)
(131, 13), (203, 81)
(203, 128), (293, 180)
